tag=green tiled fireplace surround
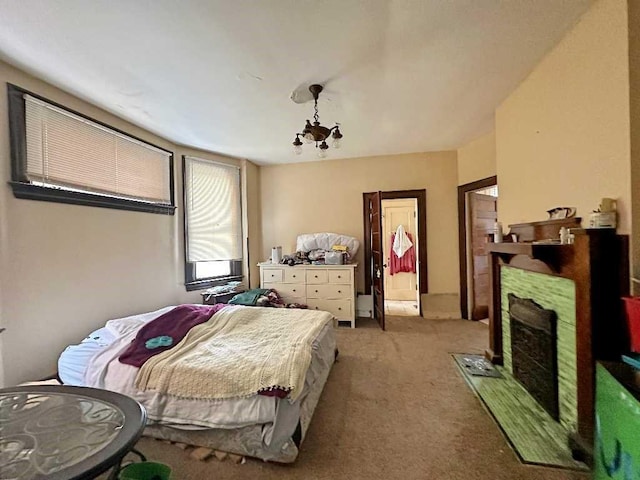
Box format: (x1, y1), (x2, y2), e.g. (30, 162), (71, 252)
(500, 266), (577, 431)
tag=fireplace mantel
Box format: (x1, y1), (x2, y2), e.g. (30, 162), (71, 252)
(486, 226), (629, 448)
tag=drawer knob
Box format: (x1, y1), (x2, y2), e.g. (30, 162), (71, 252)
(315, 307), (319, 310)
(338, 275), (341, 279)
(315, 290), (318, 293)
(338, 290), (342, 293)
(314, 275), (318, 278)
(338, 307), (342, 310)
(293, 275), (296, 278)
(293, 289), (296, 292)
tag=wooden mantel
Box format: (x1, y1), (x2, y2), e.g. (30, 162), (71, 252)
(486, 225), (629, 447)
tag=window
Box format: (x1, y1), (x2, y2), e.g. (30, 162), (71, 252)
(8, 84), (175, 214)
(183, 156), (243, 290)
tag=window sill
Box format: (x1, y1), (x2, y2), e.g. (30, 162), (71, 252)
(9, 182), (176, 215)
(185, 275), (243, 292)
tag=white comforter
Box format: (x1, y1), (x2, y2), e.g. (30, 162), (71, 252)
(83, 306), (277, 430)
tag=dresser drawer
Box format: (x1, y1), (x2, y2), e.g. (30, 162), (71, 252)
(307, 298), (352, 319)
(284, 269), (305, 283)
(328, 269), (352, 284)
(306, 284), (350, 299)
(273, 283), (305, 299)
(262, 268), (284, 284)
(280, 293), (306, 305)
(306, 269), (328, 284)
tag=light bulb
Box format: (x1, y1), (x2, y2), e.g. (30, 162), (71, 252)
(318, 149), (328, 159)
(332, 137), (342, 149)
(303, 132), (314, 144)
(293, 144), (303, 155)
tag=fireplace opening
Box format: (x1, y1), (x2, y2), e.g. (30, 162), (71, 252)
(508, 293), (559, 420)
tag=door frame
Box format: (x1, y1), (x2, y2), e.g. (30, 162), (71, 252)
(363, 189), (428, 297)
(457, 176), (497, 320)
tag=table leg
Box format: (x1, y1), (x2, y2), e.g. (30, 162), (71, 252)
(106, 448), (146, 479)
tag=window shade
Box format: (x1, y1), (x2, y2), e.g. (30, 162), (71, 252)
(185, 157), (242, 262)
(24, 94), (171, 204)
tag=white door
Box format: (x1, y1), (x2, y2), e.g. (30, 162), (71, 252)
(382, 199), (418, 301)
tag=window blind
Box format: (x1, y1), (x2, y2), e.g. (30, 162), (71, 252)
(24, 94), (171, 204)
(184, 157), (242, 262)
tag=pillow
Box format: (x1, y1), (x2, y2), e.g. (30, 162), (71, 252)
(58, 327), (117, 385)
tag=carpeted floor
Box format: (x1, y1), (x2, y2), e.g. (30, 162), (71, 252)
(131, 316), (590, 479)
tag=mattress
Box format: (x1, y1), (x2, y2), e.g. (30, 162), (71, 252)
(59, 304), (337, 456)
(144, 319), (337, 462)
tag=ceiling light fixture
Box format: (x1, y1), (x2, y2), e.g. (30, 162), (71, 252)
(292, 84), (343, 158)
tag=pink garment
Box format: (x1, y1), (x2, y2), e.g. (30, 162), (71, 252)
(389, 232), (416, 275)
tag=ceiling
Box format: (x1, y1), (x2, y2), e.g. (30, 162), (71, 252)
(0, 0), (593, 165)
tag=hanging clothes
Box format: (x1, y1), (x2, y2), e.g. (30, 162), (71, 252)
(392, 225), (412, 258)
(389, 226), (416, 275)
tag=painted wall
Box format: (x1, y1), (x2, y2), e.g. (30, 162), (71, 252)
(243, 159), (262, 289)
(0, 60), (259, 386)
(259, 151), (459, 294)
(629, 0), (640, 288)
(496, 0), (631, 233)
(457, 131), (496, 186)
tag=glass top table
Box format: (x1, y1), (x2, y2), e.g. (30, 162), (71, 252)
(0, 385), (147, 480)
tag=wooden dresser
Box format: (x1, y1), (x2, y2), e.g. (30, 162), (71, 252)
(259, 262), (358, 328)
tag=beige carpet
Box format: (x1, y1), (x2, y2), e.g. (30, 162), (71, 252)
(131, 316), (590, 479)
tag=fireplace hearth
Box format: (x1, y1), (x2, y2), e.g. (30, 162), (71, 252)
(508, 293), (559, 420)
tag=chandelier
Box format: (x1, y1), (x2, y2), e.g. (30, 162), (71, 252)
(292, 84), (343, 158)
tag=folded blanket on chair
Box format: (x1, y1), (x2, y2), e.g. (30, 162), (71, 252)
(119, 304), (228, 367)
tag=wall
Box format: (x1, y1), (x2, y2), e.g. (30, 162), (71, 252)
(630, 0), (640, 287)
(243, 159), (262, 288)
(496, 0), (631, 233)
(259, 151), (459, 294)
(457, 131), (496, 186)
(0, 60), (259, 386)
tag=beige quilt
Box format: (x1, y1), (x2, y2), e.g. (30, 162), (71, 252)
(135, 306), (332, 402)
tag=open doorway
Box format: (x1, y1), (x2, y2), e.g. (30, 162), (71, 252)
(363, 189), (428, 330)
(382, 198), (419, 316)
(457, 176), (498, 321)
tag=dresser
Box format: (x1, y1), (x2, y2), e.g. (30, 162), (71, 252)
(259, 263), (358, 328)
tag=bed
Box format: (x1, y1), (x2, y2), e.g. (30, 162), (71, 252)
(58, 304), (337, 463)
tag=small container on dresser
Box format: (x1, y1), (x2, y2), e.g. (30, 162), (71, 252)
(259, 262), (358, 328)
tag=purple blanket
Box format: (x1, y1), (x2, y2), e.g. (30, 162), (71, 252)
(119, 304), (228, 367)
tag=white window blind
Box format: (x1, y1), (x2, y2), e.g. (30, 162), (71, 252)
(184, 157), (242, 262)
(24, 94), (171, 204)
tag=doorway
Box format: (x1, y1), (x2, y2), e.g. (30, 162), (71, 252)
(382, 198), (419, 316)
(457, 176), (498, 321)
(363, 189), (428, 330)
